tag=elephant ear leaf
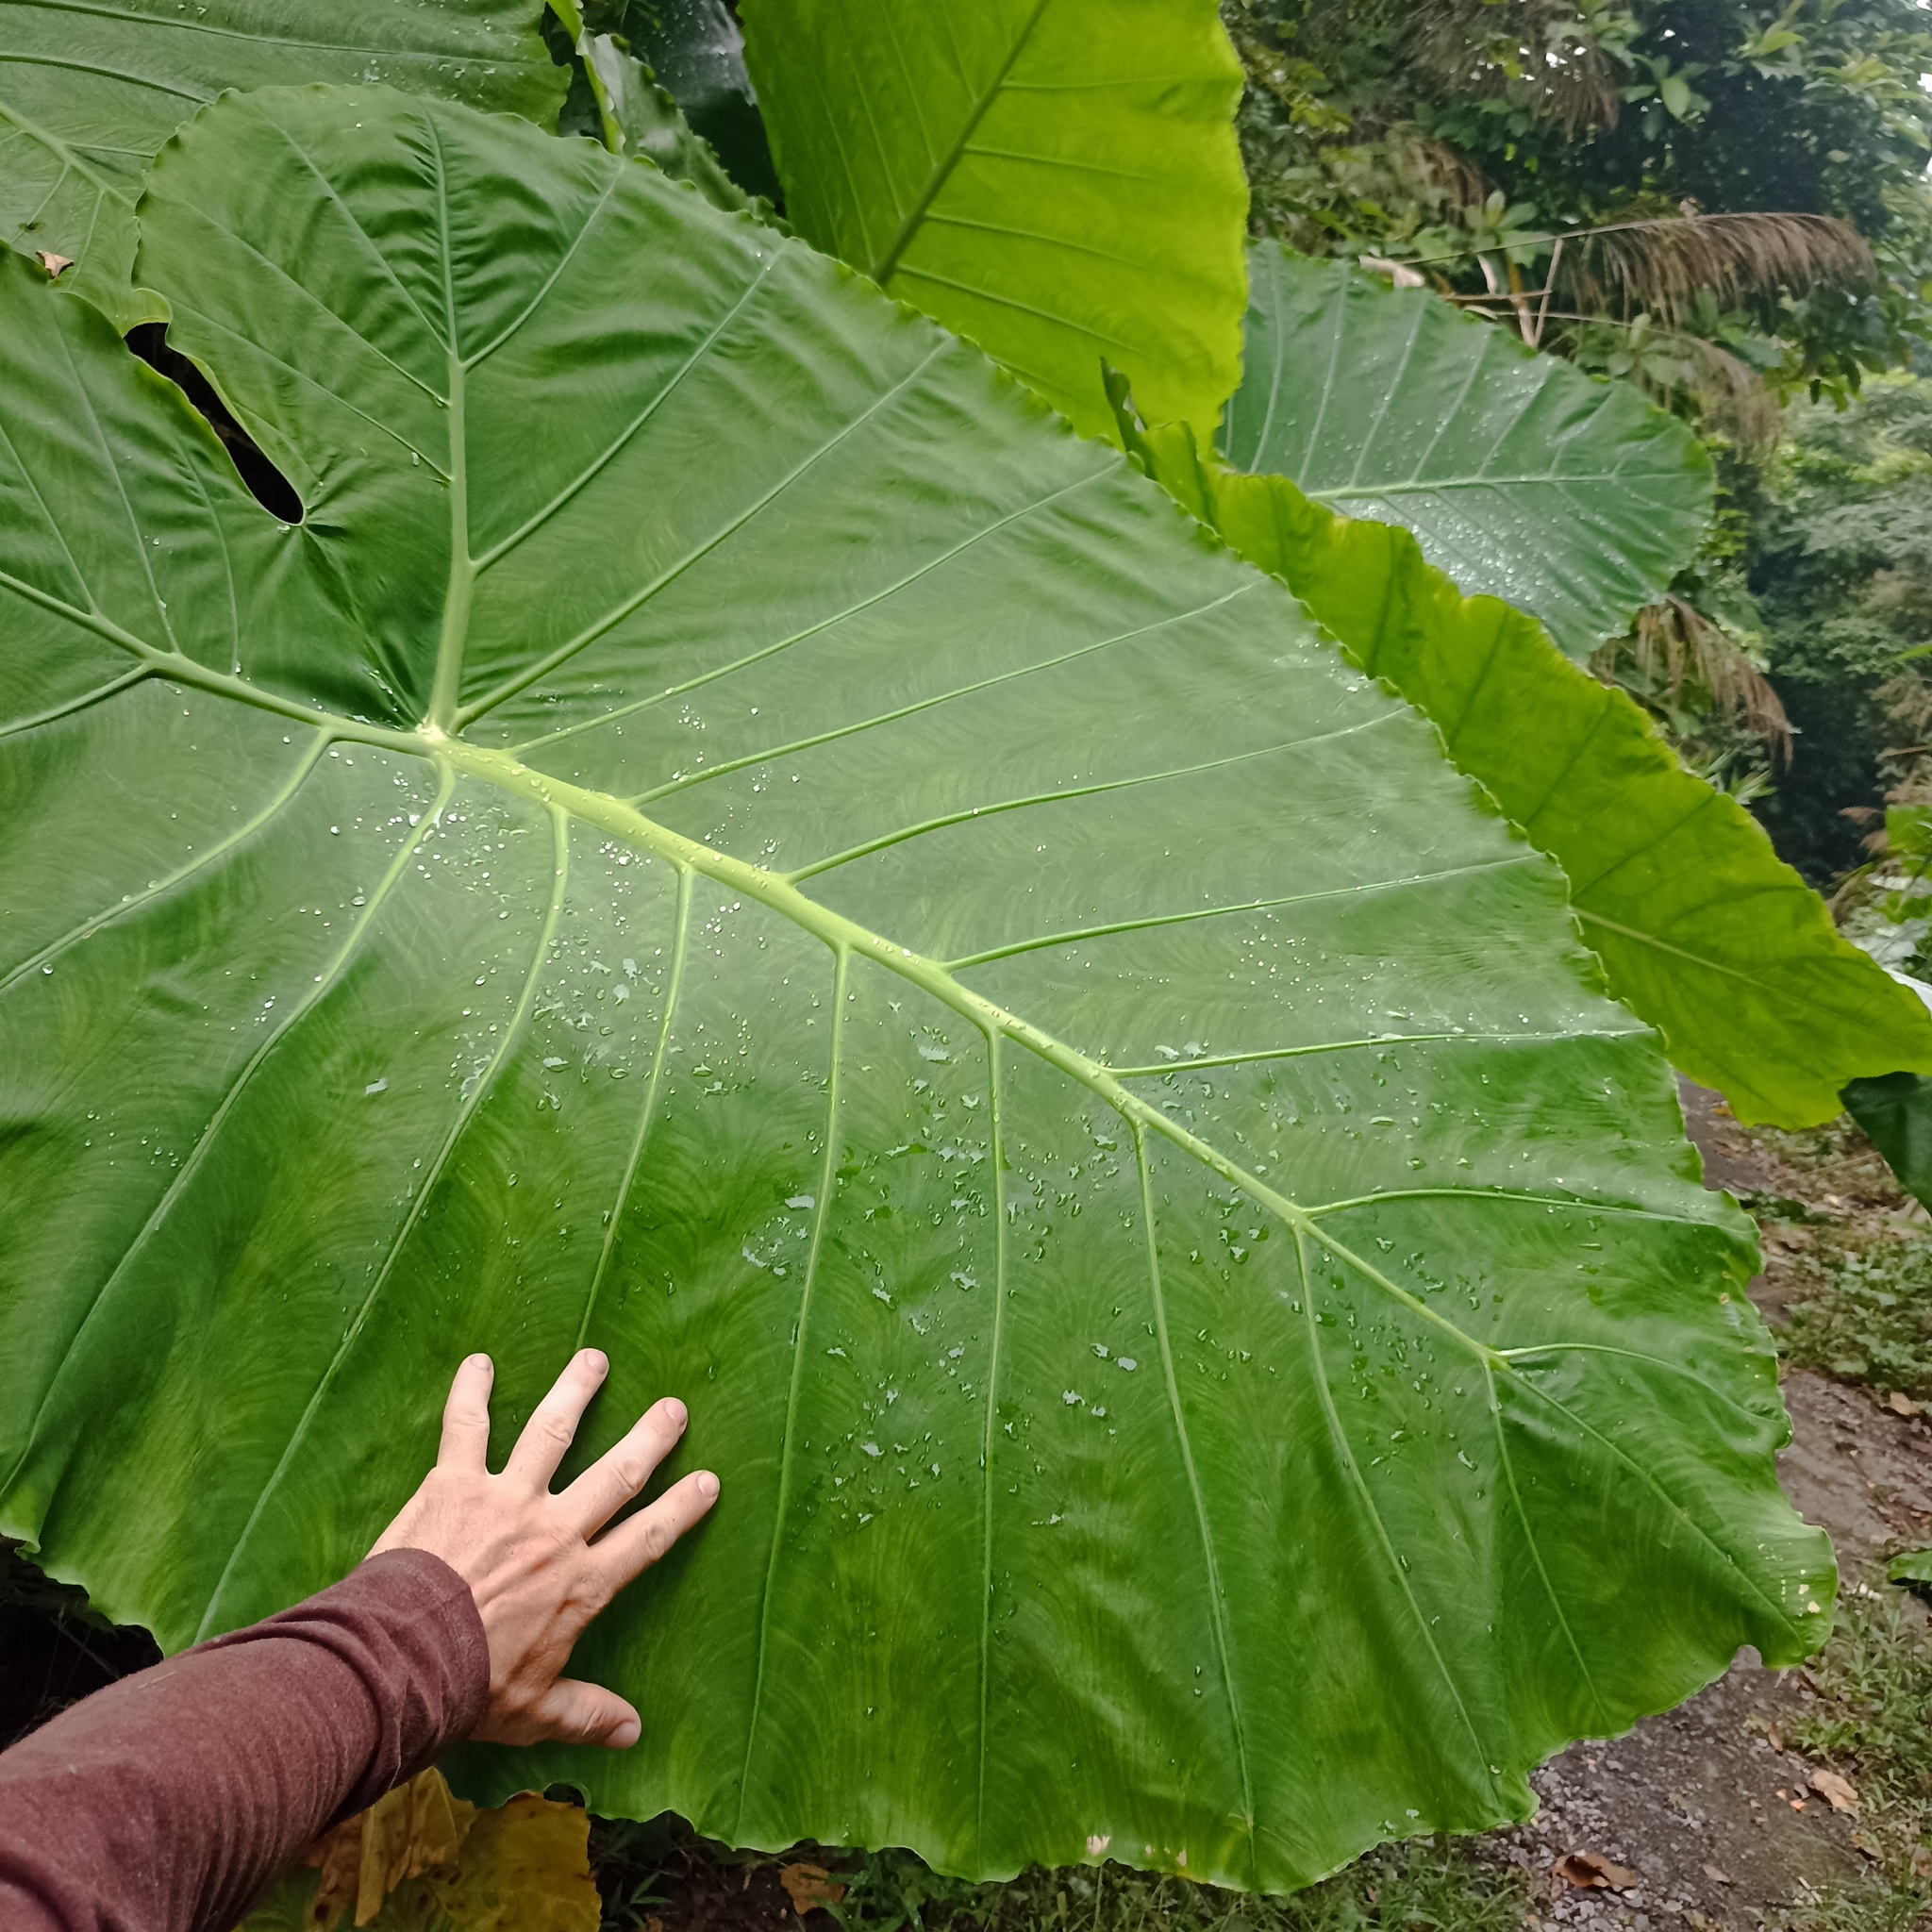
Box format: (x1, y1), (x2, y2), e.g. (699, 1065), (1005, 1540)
(1224, 247), (1712, 659)
(738, 0), (1249, 441)
(0, 81), (1828, 1895)
(0, 0), (565, 328)
(1113, 397), (1932, 1128)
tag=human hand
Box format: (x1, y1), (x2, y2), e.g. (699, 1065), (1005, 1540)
(370, 1350), (718, 1749)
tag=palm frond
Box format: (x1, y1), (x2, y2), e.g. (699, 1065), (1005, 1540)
(1565, 212), (1874, 325)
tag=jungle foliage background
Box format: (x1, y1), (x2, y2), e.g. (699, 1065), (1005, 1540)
(1227, 0), (1932, 902)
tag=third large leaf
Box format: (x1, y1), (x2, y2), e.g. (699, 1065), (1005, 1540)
(1222, 248), (1713, 659)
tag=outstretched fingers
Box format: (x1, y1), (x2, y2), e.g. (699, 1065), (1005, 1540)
(438, 1354), (495, 1472)
(558, 1396), (689, 1536)
(503, 1348), (608, 1490)
(592, 1468), (720, 1591)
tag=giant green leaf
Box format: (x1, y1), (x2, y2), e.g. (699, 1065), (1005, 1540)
(0, 0), (564, 328)
(1113, 408), (1932, 1127)
(737, 0), (1248, 441)
(0, 83), (1830, 1892)
(1222, 249), (1714, 659)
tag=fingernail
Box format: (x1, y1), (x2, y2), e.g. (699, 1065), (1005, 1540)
(663, 1397), (688, 1431)
(469, 1353), (491, 1372)
(608, 1716), (641, 1749)
(696, 1471), (720, 1501)
(583, 1349), (608, 1374)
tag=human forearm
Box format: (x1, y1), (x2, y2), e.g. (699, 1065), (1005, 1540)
(0, 1548), (487, 1932)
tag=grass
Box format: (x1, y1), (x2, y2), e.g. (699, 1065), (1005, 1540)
(841, 1840), (1527, 1932)
(1782, 1241), (1932, 1399)
(583, 1827), (1531, 1932)
(1774, 1581), (1932, 1932)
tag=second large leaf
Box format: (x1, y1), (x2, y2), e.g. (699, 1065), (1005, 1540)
(1223, 250), (1713, 658)
(739, 0), (1248, 441)
(0, 85), (1829, 1893)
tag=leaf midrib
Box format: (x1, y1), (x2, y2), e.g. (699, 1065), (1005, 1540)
(0, 564), (1777, 1257)
(17, 604), (1522, 1380)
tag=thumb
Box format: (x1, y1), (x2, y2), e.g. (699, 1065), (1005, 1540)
(525, 1678), (642, 1750)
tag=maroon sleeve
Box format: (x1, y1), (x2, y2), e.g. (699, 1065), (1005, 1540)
(0, 1547), (489, 1932)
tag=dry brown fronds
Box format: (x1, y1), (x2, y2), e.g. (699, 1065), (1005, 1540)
(1597, 598), (1792, 760)
(1407, 0), (1621, 131)
(1564, 212), (1874, 325)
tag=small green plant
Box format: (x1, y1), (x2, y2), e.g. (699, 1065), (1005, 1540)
(1780, 1239), (1932, 1399)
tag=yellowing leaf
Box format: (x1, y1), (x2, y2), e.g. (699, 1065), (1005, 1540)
(305, 1767), (474, 1928)
(433, 1793), (599, 1932)
(234, 1777), (594, 1932)
(1555, 1851), (1639, 1890)
(779, 1862), (848, 1914)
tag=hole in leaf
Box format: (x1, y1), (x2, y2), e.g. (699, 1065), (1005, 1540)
(125, 324), (305, 525)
